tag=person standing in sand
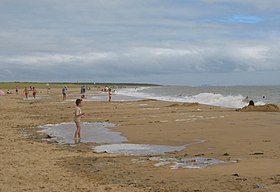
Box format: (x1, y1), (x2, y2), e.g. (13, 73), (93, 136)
(23, 87), (29, 99)
(74, 99), (85, 141)
(62, 86), (67, 101)
(108, 88), (112, 102)
(32, 87), (37, 99)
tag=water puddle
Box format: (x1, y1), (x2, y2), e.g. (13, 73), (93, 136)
(38, 122), (127, 144)
(94, 140), (205, 155)
(94, 143), (185, 155)
(37, 122), (208, 158)
(149, 157), (233, 169)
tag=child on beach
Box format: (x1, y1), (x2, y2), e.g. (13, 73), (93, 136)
(32, 87), (37, 99)
(108, 88), (112, 102)
(23, 87), (29, 99)
(74, 99), (85, 141)
(62, 86), (67, 101)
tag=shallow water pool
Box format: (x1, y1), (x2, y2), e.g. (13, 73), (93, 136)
(38, 122), (127, 144)
(94, 143), (186, 155)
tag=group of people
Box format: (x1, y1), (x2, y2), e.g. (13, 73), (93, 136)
(243, 96), (266, 106)
(242, 96), (254, 106)
(0, 86), (18, 96)
(101, 86), (113, 102)
(3, 85), (38, 99)
(23, 86), (38, 99)
(0, 85), (41, 99)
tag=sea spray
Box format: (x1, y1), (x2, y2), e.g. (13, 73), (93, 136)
(115, 86), (271, 108)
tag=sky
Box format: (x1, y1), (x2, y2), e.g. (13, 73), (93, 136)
(0, 0), (280, 86)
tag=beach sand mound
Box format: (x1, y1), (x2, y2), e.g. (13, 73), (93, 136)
(167, 102), (199, 107)
(237, 104), (280, 112)
(138, 99), (157, 102)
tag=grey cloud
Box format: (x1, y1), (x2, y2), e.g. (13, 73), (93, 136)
(0, 0), (279, 84)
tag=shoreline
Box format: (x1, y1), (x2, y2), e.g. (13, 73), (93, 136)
(1, 87), (280, 191)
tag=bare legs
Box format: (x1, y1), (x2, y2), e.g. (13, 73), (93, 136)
(74, 121), (81, 141)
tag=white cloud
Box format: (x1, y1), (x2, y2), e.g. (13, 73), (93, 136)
(0, 0), (279, 84)
(201, 0), (280, 9)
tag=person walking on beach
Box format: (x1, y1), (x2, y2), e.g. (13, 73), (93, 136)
(108, 88), (112, 102)
(46, 83), (50, 94)
(62, 86), (67, 101)
(74, 99), (85, 142)
(23, 87), (29, 99)
(32, 87), (37, 99)
(81, 85), (86, 94)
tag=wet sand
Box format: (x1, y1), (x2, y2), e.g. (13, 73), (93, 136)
(1, 87), (280, 192)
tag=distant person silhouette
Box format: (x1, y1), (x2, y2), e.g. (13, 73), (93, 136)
(248, 100), (254, 106)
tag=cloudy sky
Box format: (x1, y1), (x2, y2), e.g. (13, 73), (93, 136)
(0, 0), (280, 85)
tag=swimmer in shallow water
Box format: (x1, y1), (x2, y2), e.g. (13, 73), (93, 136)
(242, 96), (250, 103)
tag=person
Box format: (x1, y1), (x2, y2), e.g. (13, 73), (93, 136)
(74, 99), (85, 141)
(81, 85), (86, 94)
(6, 89), (12, 94)
(62, 86), (67, 101)
(23, 87), (29, 99)
(0, 88), (4, 96)
(32, 87), (37, 99)
(104, 86), (109, 92)
(108, 88), (112, 102)
(248, 100), (254, 106)
(242, 96), (250, 103)
(46, 83), (50, 94)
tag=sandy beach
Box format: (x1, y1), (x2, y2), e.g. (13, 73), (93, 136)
(1, 86), (280, 192)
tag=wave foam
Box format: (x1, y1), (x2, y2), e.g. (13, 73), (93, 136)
(116, 87), (266, 108)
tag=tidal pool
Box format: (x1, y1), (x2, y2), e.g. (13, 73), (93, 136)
(38, 122), (206, 156)
(38, 122), (127, 144)
(94, 140), (205, 155)
(94, 143), (186, 155)
(150, 157), (232, 169)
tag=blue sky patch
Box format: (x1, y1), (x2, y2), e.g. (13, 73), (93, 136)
(222, 15), (263, 24)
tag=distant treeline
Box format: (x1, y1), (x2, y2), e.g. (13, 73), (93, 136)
(80, 82), (161, 86)
(0, 82), (161, 89)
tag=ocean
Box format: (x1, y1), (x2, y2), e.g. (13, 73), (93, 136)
(115, 85), (280, 109)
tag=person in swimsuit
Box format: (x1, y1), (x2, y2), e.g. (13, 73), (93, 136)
(32, 87), (37, 99)
(62, 86), (67, 101)
(23, 87), (29, 99)
(74, 99), (85, 142)
(108, 88), (112, 102)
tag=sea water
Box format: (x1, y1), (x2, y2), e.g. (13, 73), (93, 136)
(115, 85), (280, 108)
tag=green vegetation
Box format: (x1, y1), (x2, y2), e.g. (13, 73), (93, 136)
(0, 82), (160, 89)
(0, 82), (77, 89)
